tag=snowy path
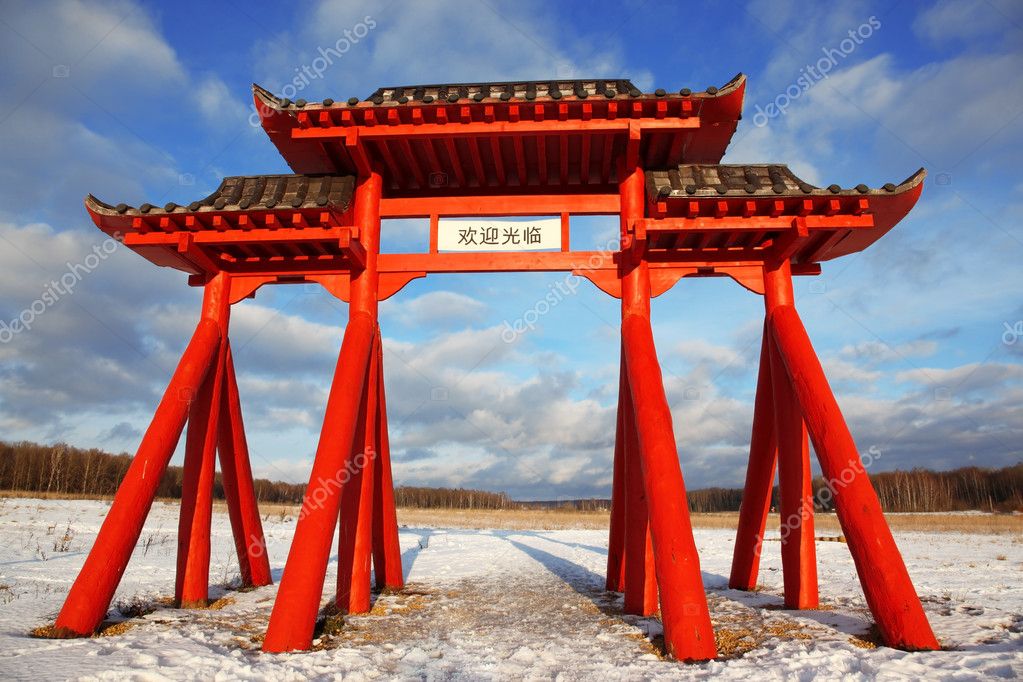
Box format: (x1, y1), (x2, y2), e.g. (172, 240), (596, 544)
(0, 498), (1020, 680)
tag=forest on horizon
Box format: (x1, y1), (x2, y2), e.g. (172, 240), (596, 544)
(1, 440), (1020, 513)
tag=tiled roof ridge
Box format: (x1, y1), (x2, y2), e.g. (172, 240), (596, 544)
(252, 74), (745, 109)
(646, 164), (925, 199)
(86, 174), (355, 216)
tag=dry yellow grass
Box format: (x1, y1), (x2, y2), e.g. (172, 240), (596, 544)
(393, 508), (1021, 535)
(3, 491), (1018, 534)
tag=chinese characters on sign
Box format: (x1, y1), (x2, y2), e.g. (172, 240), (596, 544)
(437, 218), (561, 252)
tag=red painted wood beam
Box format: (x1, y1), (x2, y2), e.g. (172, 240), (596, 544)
(53, 317), (221, 636)
(605, 346), (627, 592)
(337, 334), (378, 613)
(768, 304), (939, 650)
(379, 193), (619, 218)
(217, 341), (272, 587)
(619, 159), (715, 661)
(261, 312), (375, 652)
(176, 273), (231, 608)
(622, 368), (658, 616)
(728, 326), (778, 590)
(371, 331), (404, 589)
(293, 117), (700, 140)
(622, 313), (717, 661)
(765, 261), (818, 609)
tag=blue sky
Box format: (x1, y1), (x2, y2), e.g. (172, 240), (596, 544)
(0, 0), (1020, 499)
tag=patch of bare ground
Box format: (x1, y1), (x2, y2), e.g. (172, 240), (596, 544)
(709, 593), (823, 659)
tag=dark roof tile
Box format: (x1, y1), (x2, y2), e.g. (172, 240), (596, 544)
(646, 164), (925, 200)
(86, 174), (355, 217)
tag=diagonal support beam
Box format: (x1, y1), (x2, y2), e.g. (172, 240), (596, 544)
(768, 303), (939, 650)
(336, 333), (379, 613)
(176, 273), (232, 608)
(623, 313), (717, 661)
(53, 317), (221, 636)
(372, 331), (404, 590)
(622, 365), (658, 616)
(728, 325), (778, 590)
(768, 332), (819, 609)
(262, 311), (376, 653)
(217, 341), (272, 587)
(605, 345), (627, 593)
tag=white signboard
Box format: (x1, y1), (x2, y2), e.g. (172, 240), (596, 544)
(437, 218), (561, 252)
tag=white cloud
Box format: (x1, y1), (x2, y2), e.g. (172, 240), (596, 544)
(193, 74), (251, 129)
(384, 291), (487, 329)
(912, 0), (1023, 46)
(254, 0), (642, 104)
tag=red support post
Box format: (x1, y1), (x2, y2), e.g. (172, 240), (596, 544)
(605, 346), (627, 592)
(623, 315), (717, 661)
(622, 371), (658, 616)
(619, 156), (716, 661)
(372, 332), (404, 590)
(336, 334), (378, 613)
(263, 168), (385, 653)
(764, 261), (818, 609)
(336, 168), (384, 613)
(728, 327), (777, 590)
(768, 303), (939, 650)
(261, 312), (375, 653)
(176, 273), (231, 608)
(217, 341), (272, 587)
(53, 317), (221, 636)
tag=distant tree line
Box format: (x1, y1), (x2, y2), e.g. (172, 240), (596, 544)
(1, 440), (1020, 512)
(0, 441), (510, 510)
(394, 486), (511, 509)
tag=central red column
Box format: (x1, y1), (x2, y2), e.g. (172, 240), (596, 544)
(764, 261), (818, 609)
(262, 170), (384, 653)
(336, 170), (383, 613)
(176, 272), (230, 607)
(618, 159), (716, 661)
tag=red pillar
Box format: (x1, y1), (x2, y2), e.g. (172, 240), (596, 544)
(623, 315), (717, 661)
(261, 312), (375, 652)
(53, 317), (221, 635)
(336, 169), (384, 613)
(336, 334), (377, 613)
(768, 303), (939, 650)
(622, 371), (658, 616)
(217, 341), (272, 587)
(728, 327), (777, 590)
(619, 158), (716, 661)
(176, 273), (230, 607)
(605, 346), (627, 592)
(263, 169), (384, 653)
(372, 332), (404, 590)
(764, 262), (818, 609)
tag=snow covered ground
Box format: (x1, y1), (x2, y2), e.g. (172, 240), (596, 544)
(0, 497), (1020, 680)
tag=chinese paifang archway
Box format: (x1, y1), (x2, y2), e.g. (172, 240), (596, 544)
(52, 75), (941, 661)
